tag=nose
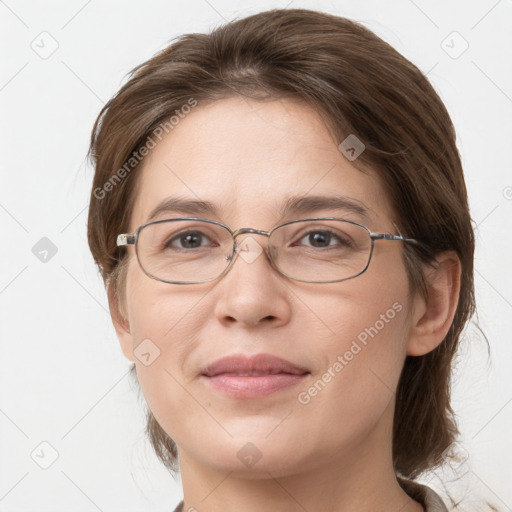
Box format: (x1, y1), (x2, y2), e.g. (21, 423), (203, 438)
(212, 232), (292, 328)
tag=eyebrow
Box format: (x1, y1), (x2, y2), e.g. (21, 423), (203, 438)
(146, 194), (371, 224)
(281, 194), (370, 219)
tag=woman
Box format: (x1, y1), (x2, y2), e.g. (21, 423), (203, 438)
(87, 8), (492, 512)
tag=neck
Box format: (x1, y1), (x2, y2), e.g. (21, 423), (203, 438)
(177, 404), (424, 512)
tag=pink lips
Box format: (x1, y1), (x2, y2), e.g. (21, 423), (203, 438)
(201, 353), (310, 399)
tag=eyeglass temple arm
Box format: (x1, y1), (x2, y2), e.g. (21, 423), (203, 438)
(371, 233), (419, 244)
(117, 234), (136, 246)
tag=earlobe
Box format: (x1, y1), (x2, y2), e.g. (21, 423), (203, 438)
(406, 251), (461, 356)
(107, 283), (136, 363)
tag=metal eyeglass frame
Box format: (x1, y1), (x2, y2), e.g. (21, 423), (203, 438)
(116, 217), (419, 285)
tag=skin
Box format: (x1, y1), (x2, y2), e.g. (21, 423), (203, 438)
(111, 96), (461, 512)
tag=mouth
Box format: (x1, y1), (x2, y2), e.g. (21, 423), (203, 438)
(201, 353), (310, 399)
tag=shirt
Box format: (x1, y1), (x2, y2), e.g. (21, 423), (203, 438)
(171, 477), (448, 512)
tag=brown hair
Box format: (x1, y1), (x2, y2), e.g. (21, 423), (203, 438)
(88, 7), (477, 490)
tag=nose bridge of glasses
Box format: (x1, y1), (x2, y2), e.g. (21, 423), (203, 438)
(232, 227), (271, 238)
(230, 227), (274, 262)
(232, 227), (271, 247)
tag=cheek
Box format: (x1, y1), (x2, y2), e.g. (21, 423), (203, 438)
(296, 248), (411, 408)
(305, 245), (410, 365)
(309, 286), (409, 397)
(125, 259), (207, 342)
(124, 269), (210, 423)
(128, 302), (206, 441)
(290, 291), (409, 455)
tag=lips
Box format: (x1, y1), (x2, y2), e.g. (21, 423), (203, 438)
(201, 353), (309, 377)
(201, 353), (310, 399)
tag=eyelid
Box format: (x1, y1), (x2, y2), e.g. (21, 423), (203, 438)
(292, 222), (355, 240)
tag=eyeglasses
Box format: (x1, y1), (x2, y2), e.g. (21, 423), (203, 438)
(116, 217), (419, 285)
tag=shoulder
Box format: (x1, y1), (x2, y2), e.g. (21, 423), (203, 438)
(398, 477), (449, 512)
(172, 500), (184, 512)
(171, 481), (448, 512)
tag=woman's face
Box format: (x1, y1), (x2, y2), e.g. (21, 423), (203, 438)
(117, 96), (417, 477)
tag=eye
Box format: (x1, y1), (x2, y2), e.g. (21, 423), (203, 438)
(295, 229), (352, 249)
(164, 230), (214, 250)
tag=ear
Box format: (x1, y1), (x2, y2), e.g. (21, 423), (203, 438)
(406, 251), (461, 356)
(108, 282), (136, 363)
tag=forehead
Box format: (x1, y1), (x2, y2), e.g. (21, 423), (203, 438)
(129, 96), (394, 231)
